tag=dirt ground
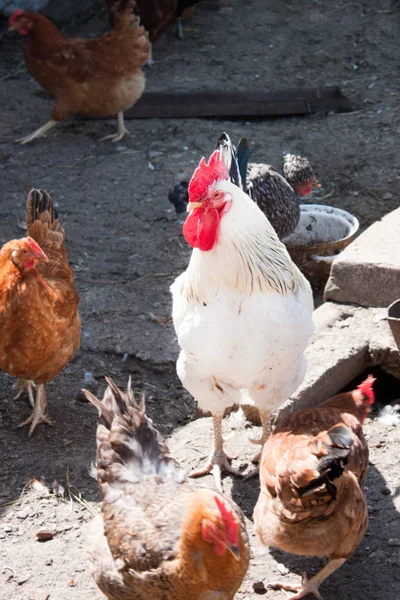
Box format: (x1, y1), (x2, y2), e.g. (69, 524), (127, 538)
(0, 1), (400, 599)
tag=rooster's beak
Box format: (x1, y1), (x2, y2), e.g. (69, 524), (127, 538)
(187, 202), (203, 212)
(8, 22), (18, 31)
(312, 180), (321, 189)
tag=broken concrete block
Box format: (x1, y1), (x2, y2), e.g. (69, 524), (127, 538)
(278, 302), (400, 419)
(324, 207), (400, 308)
(279, 302), (371, 418)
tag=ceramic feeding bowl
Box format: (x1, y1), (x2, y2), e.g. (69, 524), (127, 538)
(282, 204), (359, 286)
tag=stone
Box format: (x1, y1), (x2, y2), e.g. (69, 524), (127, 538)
(278, 302), (400, 418)
(324, 207), (400, 308)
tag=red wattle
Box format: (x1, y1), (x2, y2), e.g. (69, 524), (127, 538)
(183, 206), (220, 251)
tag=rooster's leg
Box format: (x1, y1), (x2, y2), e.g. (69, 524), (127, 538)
(101, 111), (129, 143)
(16, 384), (52, 436)
(249, 409), (271, 462)
(189, 413), (243, 492)
(15, 119), (58, 144)
(269, 558), (346, 600)
(175, 17), (184, 40)
(13, 380), (36, 407)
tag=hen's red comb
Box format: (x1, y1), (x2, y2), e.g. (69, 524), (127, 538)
(214, 496), (238, 545)
(25, 236), (44, 255)
(357, 375), (376, 405)
(9, 9), (24, 24)
(188, 149), (229, 203)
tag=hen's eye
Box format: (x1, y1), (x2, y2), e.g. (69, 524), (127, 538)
(21, 249), (28, 254)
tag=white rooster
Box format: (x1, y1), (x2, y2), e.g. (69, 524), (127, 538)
(170, 133), (314, 491)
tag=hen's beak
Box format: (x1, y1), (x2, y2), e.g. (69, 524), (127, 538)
(187, 201), (203, 212)
(312, 180), (321, 189)
(228, 545), (241, 561)
(32, 248), (49, 263)
(8, 22), (18, 31)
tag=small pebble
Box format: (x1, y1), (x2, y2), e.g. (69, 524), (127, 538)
(253, 581), (267, 594)
(36, 530), (54, 542)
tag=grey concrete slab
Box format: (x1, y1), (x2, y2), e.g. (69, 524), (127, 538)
(324, 207), (400, 308)
(276, 302), (400, 420)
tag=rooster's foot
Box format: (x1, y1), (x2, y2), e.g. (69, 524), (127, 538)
(269, 574), (323, 600)
(189, 450), (244, 493)
(244, 464), (260, 480)
(249, 436), (269, 463)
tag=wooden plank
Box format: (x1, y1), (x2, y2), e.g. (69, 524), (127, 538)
(123, 86), (351, 119)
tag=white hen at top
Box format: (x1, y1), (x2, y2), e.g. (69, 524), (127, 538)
(170, 133), (314, 491)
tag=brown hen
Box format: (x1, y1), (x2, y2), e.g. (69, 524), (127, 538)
(107, 0), (177, 42)
(83, 378), (250, 600)
(9, 0), (149, 143)
(253, 376), (375, 599)
(0, 189), (81, 434)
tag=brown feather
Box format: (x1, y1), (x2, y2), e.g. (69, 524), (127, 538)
(0, 189), (80, 384)
(85, 379), (250, 600)
(15, 1), (149, 123)
(254, 385), (371, 561)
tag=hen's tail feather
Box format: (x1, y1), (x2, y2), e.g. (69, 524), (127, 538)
(26, 189), (59, 226)
(82, 378), (187, 491)
(215, 132), (244, 190)
(297, 425), (353, 498)
(25, 189), (65, 253)
(110, 0), (149, 67)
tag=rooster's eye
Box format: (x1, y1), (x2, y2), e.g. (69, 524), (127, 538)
(211, 191), (221, 200)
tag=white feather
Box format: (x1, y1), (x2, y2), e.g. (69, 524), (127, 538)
(171, 179), (314, 416)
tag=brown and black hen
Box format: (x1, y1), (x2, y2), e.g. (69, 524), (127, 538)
(253, 375), (375, 599)
(83, 378), (250, 600)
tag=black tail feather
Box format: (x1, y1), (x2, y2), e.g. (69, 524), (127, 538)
(236, 137), (251, 194)
(298, 425), (353, 498)
(26, 189), (58, 226)
(215, 132), (244, 190)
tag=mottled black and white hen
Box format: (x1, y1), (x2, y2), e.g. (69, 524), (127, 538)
(168, 140), (318, 240)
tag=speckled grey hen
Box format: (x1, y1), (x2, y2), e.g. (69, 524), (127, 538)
(82, 378), (249, 600)
(168, 142), (318, 240)
(245, 150), (318, 240)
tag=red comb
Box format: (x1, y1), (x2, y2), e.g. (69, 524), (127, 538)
(25, 236), (44, 255)
(357, 375), (376, 405)
(214, 496), (238, 545)
(9, 9), (24, 24)
(188, 149), (229, 203)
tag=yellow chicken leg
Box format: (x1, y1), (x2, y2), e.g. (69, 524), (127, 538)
(16, 384), (52, 436)
(15, 119), (58, 144)
(13, 379), (36, 407)
(101, 111), (129, 143)
(249, 409), (271, 462)
(189, 414), (244, 492)
(269, 558), (346, 600)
